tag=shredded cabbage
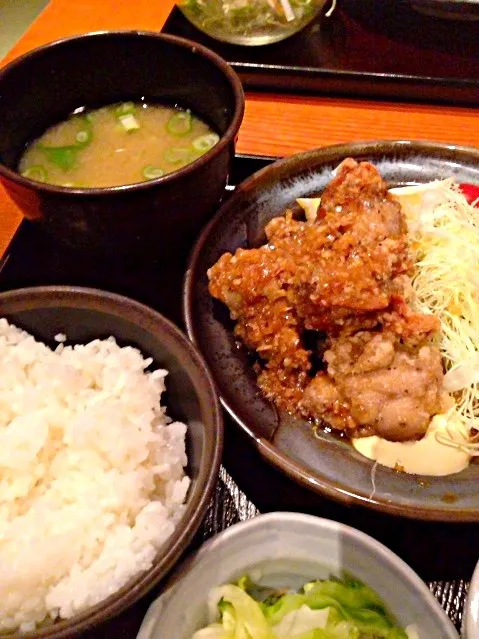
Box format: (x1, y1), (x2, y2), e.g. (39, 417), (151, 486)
(191, 575), (414, 639)
(391, 180), (479, 453)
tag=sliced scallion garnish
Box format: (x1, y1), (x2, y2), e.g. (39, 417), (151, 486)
(75, 130), (90, 145)
(119, 113), (140, 132)
(115, 102), (136, 117)
(73, 115), (93, 148)
(21, 166), (47, 182)
(164, 147), (192, 165)
(167, 110), (192, 136)
(192, 132), (220, 153)
(142, 165), (165, 180)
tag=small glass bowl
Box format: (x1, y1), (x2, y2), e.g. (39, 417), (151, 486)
(177, 0), (332, 46)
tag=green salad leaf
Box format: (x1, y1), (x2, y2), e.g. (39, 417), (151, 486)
(191, 574), (415, 639)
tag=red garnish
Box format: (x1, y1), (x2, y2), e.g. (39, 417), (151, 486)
(459, 183), (479, 207)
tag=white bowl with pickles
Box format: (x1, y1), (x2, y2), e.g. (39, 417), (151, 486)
(137, 512), (459, 639)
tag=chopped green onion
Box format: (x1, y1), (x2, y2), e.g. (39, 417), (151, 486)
(73, 115), (93, 148)
(164, 147), (193, 165)
(142, 165), (165, 180)
(167, 110), (192, 136)
(21, 166), (47, 182)
(192, 132), (220, 153)
(119, 113), (140, 132)
(75, 130), (89, 144)
(115, 102), (136, 117)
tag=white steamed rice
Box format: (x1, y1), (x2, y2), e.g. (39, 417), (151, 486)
(0, 318), (190, 633)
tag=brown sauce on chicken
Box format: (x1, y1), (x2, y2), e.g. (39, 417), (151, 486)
(208, 159), (444, 443)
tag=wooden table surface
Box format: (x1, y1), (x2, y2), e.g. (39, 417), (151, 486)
(1, 0), (478, 258)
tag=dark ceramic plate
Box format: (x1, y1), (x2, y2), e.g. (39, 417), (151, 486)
(183, 140), (479, 522)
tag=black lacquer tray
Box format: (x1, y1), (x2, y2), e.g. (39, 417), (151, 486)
(162, 0), (479, 105)
(0, 154), (475, 637)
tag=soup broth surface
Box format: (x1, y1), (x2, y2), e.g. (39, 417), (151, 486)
(19, 102), (219, 188)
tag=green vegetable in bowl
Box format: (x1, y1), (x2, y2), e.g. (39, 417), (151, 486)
(167, 109), (193, 136)
(21, 165), (47, 182)
(36, 116), (93, 171)
(164, 147), (194, 165)
(18, 102), (219, 187)
(192, 133), (220, 153)
(115, 102), (141, 132)
(115, 101), (136, 117)
(192, 574), (419, 638)
(179, 0), (319, 38)
(142, 165), (165, 180)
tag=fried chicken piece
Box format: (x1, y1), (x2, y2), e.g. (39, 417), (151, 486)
(300, 330), (445, 441)
(208, 246), (311, 408)
(319, 158), (405, 238)
(381, 295), (440, 345)
(333, 294), (440, 348)
(208, 158), (444, 441)
(265, 160), (412, 334)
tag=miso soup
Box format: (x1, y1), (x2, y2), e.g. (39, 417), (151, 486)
(18, 102), (220, 188)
